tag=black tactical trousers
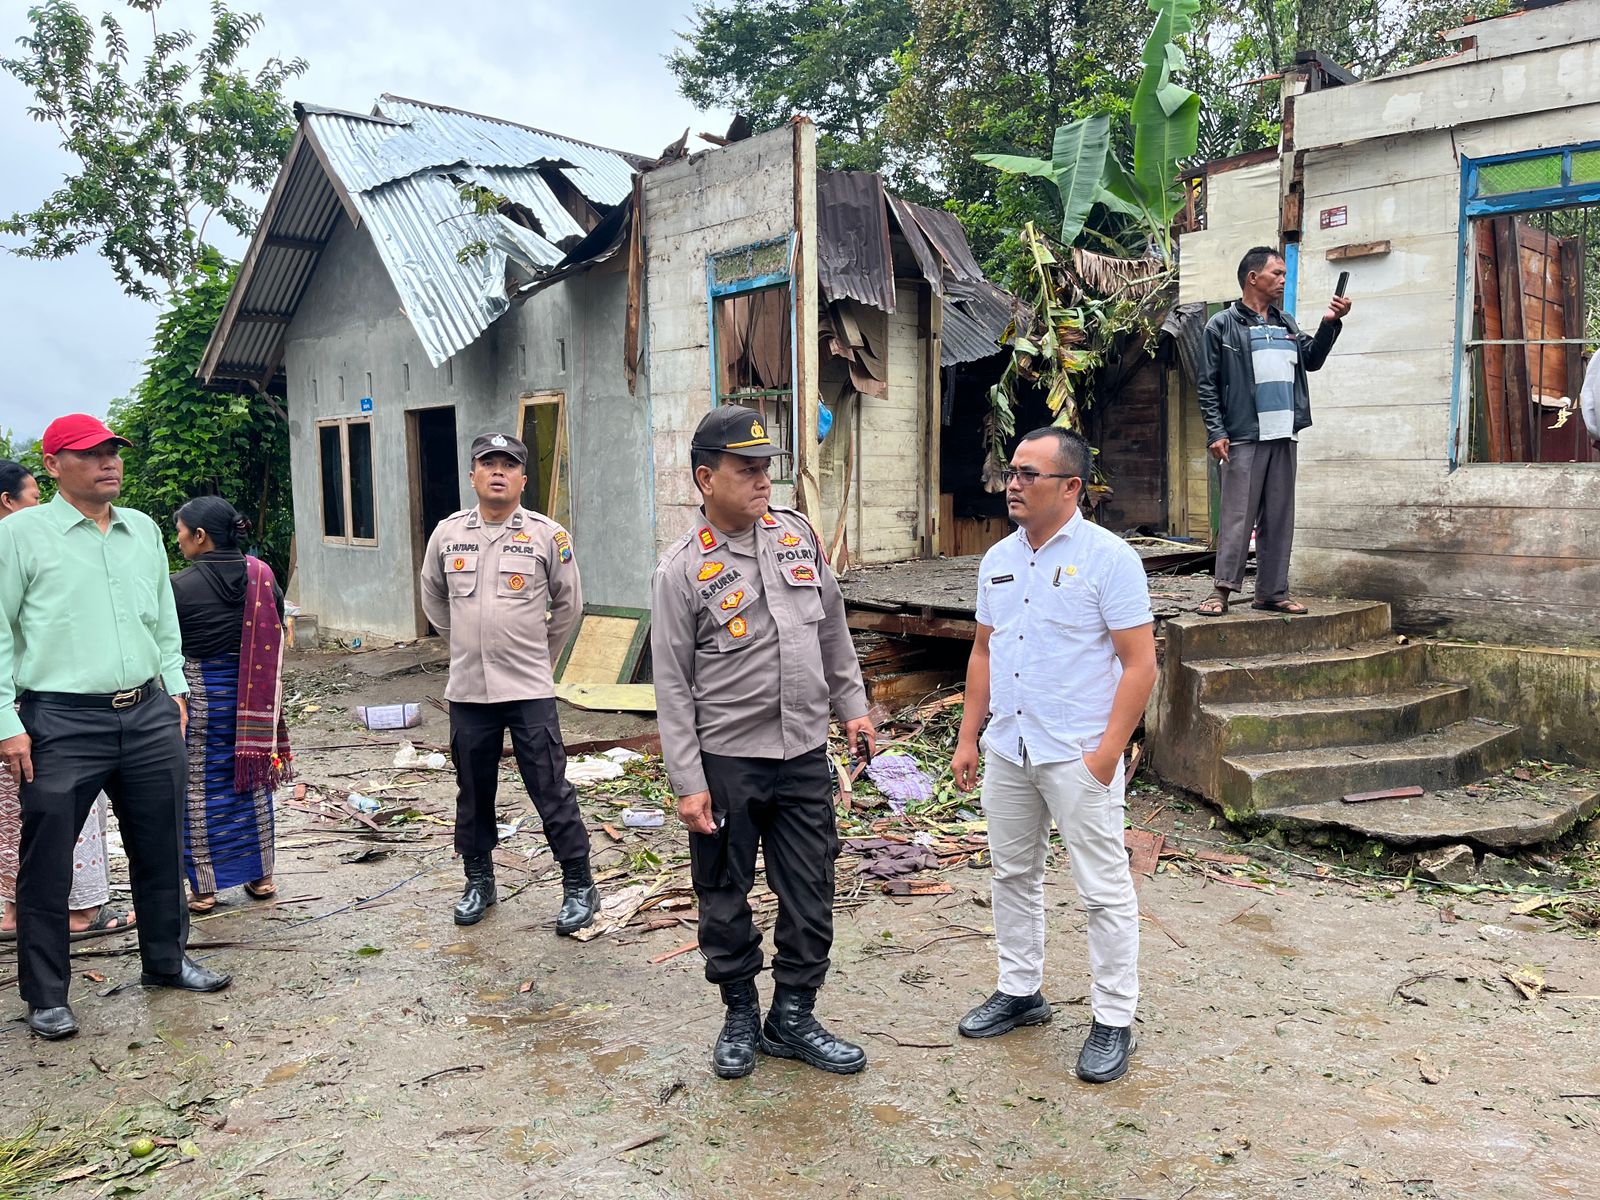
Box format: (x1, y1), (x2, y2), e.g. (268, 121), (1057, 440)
(449, 698), (590, 864)
(692, 748), (839, 990)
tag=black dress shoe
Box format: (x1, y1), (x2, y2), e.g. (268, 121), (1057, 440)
(1076, 1019), (1134, 1083)
(958, 989), (1053, 1039)
(453, 855), (497, 926)
(713, 979), (761, 1080)
(554, 858), (598, 936)
(27, 1005), (78, 1040)
(140, 956), (232, 993)
(759, 984), (866, 1075)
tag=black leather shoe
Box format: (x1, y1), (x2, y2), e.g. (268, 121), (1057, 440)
(713, 979), (761, 1080)
(27, 1005), (78, 1040)
(958, 989), (1052, 1039)
(453, 855), (497, 926)
(759, 984), (866, 1075)
(1076, 1020), (1134, 1083)
(140, 957), (232, 993)
(554, 858), (598, 936)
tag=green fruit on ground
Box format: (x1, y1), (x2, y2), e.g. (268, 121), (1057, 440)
(129, 1137), (156, 1158)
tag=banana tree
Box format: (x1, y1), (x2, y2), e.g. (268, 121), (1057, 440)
(974, 0), (1201, 486)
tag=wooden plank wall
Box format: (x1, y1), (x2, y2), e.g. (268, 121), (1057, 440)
(1095, 356), (1166, 531)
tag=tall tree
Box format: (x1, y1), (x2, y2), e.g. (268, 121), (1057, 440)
(3, 0), (306, 300)
(108, 251), (291, 578)
(667, 0), (917, 176)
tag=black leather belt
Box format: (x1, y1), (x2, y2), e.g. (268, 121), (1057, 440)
(21, 680), (160, 711)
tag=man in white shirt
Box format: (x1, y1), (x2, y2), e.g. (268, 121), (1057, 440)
(1580, 352), (1600, 452)
(951, 427), (1157, 1083)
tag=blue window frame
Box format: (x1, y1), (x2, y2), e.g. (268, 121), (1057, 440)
(706, 234), (799, 478)
(1450, 141), (1600, 466)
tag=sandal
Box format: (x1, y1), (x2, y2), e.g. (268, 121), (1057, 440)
(1195, 591), (1230, 617)
(1251, 599), (1309, 615)
(70, 906), (137, 940)
(188, 893), (217, 914)
(243, 879), (278, 900)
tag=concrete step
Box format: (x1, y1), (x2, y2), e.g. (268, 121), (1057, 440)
(1219, 718), (1522, 816)
(1167, 599), (1393, 663)
(1190, 641), (1428, 706)
(1257, 766), (1600, 853)
(1207, 683), (1472, 756)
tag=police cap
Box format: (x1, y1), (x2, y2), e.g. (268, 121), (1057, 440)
(470, 432), (528, 465)
(690, 405), (788, 458)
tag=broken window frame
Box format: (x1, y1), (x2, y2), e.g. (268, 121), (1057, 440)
(706, 234), (799, 482)
(517, 390), (572, 528)
(1451, 139), (1600, 468)
(316, 417), (378, 547)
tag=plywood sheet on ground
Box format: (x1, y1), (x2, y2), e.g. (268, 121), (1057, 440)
(554, 683), (658, 713)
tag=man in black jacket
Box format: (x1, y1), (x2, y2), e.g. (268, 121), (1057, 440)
(1195, 247), (1352, 616)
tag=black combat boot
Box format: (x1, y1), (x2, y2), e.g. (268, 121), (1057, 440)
(453, 855), (497, 926)
(759, 984), (867, 1075)
(713, 979), (762, 1079)
(554, 857), (599, 936)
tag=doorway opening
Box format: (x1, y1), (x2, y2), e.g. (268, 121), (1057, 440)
(407, 405), (460, 635)
(518, 391), (572, 527)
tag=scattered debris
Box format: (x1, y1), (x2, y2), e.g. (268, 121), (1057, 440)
(566, 757), (627, 785)
(1342, 785), (1424, 804)
(393, 742), (448, 770)
(1415, 844), (1476, 885)
(356, 703), (421, 730)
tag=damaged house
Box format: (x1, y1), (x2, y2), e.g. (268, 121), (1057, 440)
(201, 102), (1017, 641)
(1176, 0), (1600, 650)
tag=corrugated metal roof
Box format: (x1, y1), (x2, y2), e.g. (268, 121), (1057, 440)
(200, 95), (639, 385)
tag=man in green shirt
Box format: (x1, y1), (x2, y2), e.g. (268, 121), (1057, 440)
(0, 414), (231, 1040)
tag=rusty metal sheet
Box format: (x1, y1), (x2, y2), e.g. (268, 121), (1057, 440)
(817, 170), (896, 312)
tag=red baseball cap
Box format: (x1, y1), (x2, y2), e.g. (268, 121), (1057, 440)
(42, 414), (133, 456)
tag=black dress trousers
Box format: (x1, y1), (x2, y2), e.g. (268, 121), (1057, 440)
(16, 692), (189, 1008)
(448, 697), (590, 864)
(692, 748), (839, 991)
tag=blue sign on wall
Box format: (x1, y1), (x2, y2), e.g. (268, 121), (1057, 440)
(360, 396), (374, 413)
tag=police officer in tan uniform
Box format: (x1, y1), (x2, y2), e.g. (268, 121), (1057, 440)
(421, 433), (597, 933)
(652, 406), (876, 1079)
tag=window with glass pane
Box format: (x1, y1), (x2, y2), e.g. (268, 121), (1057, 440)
(319, 424), (346, 537)
(1477, 154), (1563, 196)
(317, 418), (378, 544)
(347, 421), (376, 540)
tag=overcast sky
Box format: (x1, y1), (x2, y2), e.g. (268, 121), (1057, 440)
(0, 0), (728, 441)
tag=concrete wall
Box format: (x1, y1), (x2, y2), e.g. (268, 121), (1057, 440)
(1429, 641), (1600, 767)
(1285, 28), (1600, 647)
(642, 125), (807, 552)
(284, 216), (649, 640)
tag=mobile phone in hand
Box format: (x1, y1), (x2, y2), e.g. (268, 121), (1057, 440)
(1335, 270), (1350, 297)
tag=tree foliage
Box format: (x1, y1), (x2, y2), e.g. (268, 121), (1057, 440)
(671, 0), (1513, 280)
(2, 0), (306, 299)
(108, 251), (291, 578)
(667, 0), (916, 175)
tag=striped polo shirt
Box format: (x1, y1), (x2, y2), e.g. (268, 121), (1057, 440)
(1248, 317), (1299, 441)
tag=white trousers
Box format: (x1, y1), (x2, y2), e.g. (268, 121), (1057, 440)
(981, 750), (1139, 1026)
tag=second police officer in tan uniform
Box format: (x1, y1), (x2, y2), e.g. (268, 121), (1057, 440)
(652, 406), (876, 1079)
(421, 433), (599, 934)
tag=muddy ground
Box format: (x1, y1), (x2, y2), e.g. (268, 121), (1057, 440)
(3, 648), (1599, 1200)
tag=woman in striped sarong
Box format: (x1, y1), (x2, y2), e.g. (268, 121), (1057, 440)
(170, 498), (292, 912)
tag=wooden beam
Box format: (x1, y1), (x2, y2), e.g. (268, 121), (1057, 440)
(845, 608), (976, 640)
(1325, 240), (1392, 261)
